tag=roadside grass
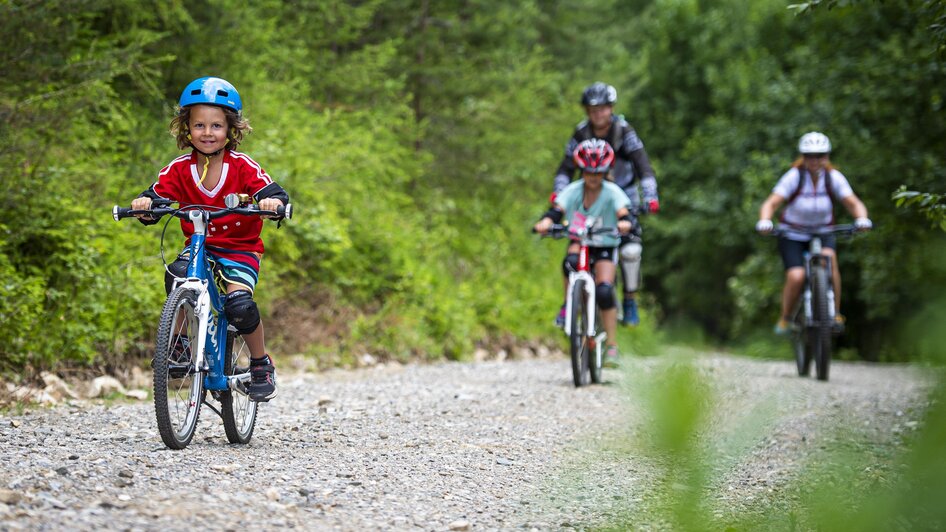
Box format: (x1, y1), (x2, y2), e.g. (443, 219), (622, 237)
(581, 353), (944, 531)
(588, 300), (946, 530)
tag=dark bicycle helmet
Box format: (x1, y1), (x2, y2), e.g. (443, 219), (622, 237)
(179, 77), (243, 113)
(573, 139), (615, 173)
(581, 82), (617, 106)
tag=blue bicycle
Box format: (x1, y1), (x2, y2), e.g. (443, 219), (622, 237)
(113, 194), (292, 449)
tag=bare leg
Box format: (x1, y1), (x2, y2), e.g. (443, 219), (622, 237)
(226, 284), (267, 360)
(594, 260), (618, 347)
(601, 307), (617, 345)
(781, 267), (806, 320)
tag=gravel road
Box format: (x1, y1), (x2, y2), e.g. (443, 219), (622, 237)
(0, 352), (933, 531)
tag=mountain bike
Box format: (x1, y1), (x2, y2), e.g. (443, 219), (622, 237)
(113, 194), (292, 449)
(538, 221), (619, 387)
(769, 224), (857, 381)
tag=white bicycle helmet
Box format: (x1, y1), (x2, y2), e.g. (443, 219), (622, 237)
(798, 131), (832, 154)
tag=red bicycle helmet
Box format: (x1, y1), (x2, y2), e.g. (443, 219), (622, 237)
(573, 139), (615, 173)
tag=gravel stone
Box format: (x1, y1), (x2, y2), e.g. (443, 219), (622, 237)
(0, 355), (931, 530)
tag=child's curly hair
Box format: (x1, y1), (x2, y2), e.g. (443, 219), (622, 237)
(169, 106), (252, 151)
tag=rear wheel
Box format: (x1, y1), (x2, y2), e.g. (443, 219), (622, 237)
(810, 263), (833, 381)
(153, 287), (204, 449)
(569, 280), (591, 387)
(221, 330), (258, 444)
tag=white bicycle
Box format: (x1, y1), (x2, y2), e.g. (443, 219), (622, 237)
(541, 222), (619, 387)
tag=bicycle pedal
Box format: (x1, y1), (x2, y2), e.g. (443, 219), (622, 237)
(167, 365), (191, 379)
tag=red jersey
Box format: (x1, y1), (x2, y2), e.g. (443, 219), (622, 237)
(150, 150), (276, 254)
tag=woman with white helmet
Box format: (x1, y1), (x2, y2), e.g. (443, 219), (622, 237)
(755, 132), (872, 335)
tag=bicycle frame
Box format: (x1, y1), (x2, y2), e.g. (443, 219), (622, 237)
(171, 210), (251, 394)
(563, 242), (598, 338)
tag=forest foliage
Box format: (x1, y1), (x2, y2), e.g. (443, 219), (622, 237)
(1, 0), (945, 371)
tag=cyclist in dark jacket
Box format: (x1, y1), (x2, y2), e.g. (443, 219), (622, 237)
(552, 82), (660, 327)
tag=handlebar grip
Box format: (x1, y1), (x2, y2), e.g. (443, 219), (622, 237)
(112, 206), (131, 221)
(280, 203), (292, 220)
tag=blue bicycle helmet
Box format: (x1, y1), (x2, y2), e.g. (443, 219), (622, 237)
(178, 77), (242, 112)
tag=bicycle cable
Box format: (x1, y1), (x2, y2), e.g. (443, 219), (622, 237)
(157, 202), (224, 276)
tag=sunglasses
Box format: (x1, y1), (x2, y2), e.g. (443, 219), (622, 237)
(803, 153), (828, 159)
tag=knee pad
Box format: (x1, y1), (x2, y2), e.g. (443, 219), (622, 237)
(620, 242), (643, 292)
(224, 290), (260, 335)
(595, 283), (616, 310)
(562, 253), (580, 276)
(164, 257), (190, 295)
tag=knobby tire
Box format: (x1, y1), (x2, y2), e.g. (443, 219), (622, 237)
(810, 262), (833, 381)
(790, 301), (811, 377)
(570, 280), (591, 387)
(153, 287), (204, 449)
(221, 330), (258, 444)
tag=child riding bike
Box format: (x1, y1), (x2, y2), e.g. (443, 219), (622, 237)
(534, 139), (635, 366)
(129, 76), (289, 402)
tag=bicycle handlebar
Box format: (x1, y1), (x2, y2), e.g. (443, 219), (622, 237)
(767, 223), (857, 238)
(533, 224), (621, 239)
(112, 198), (292, 222)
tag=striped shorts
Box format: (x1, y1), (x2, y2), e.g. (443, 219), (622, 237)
(173, 245), (261, 293)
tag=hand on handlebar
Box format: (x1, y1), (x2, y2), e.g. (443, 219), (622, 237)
(257, 198), (285, 219)
(854, 217), (873, 231)
(533, 217), (553, 235)
(617, 219), (633, 234)
(131, 197), (155, 220)
(755, 219), (774, 234)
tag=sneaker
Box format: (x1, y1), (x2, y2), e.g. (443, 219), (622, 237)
(833, 314), (846, 334)
(773, 318), (791, 336)
(603, 345), (620, 368)
(248, 355), (277, 402)
(621, 299), (640, 326)
(554, 304), (566, 328)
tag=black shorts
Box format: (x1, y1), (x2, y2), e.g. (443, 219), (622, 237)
(564, 245), (619, 271)
(778, 236), (836, 270)
(588, 246), (619, 265)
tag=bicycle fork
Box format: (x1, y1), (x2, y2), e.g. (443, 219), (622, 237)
(564, 270), (598, 337)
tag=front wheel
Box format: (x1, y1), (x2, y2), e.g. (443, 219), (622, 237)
(570, 279), (591, 387)
(153, 287), (204, 449)
(790, 300), (811, 376)
(221, 330), (258, 444)
(810, 263), (833, 381)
